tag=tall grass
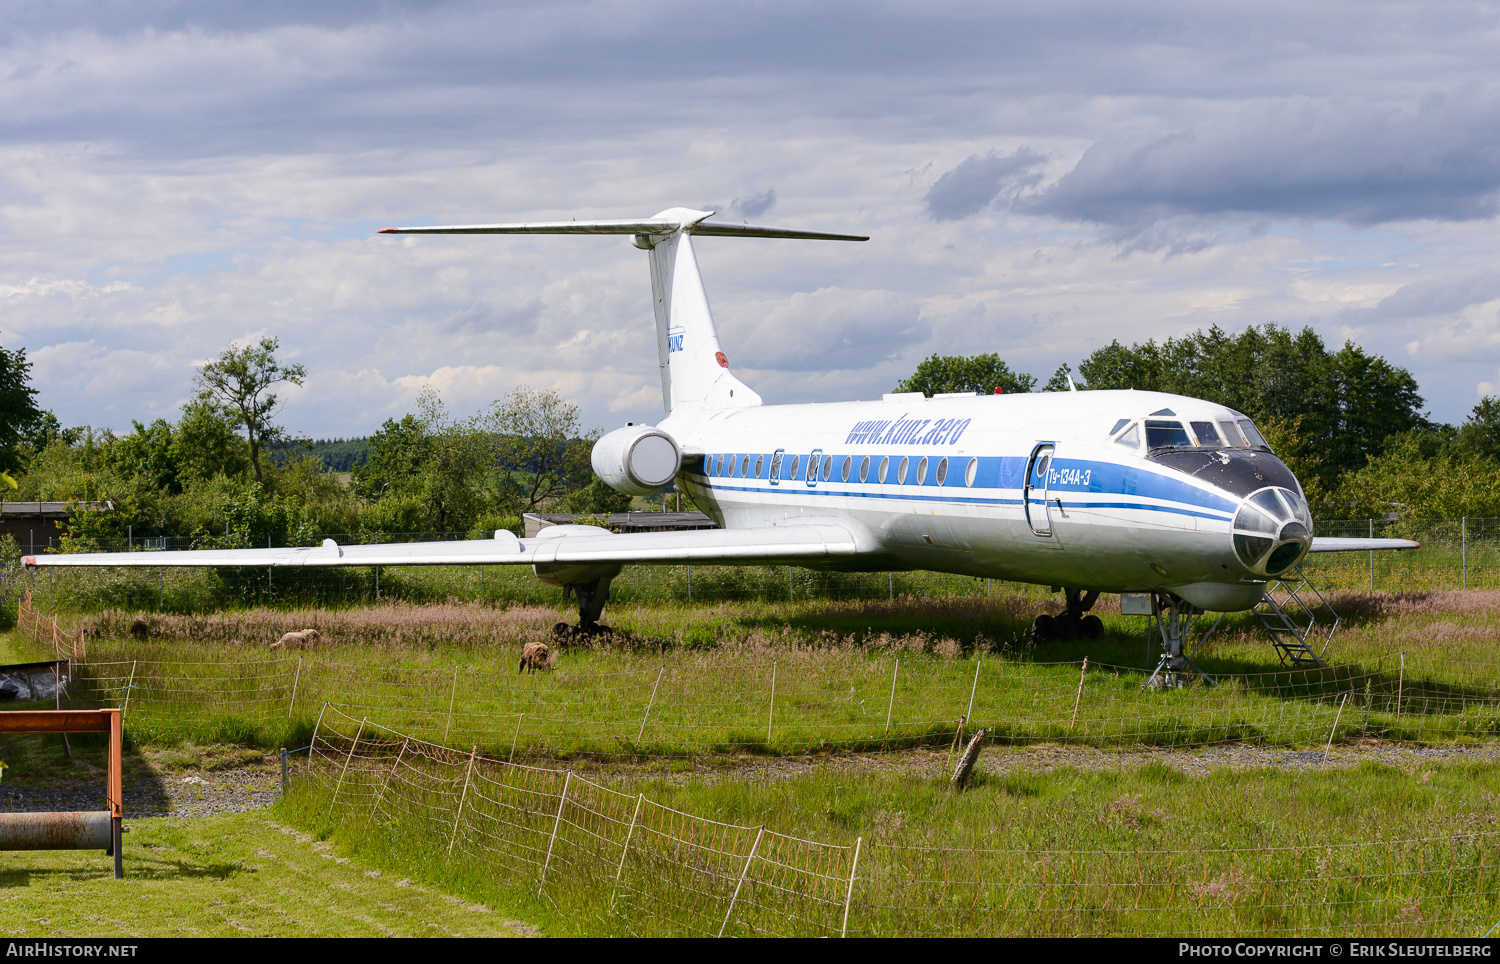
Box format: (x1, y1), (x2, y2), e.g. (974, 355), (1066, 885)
(278, 718), (1500, 937)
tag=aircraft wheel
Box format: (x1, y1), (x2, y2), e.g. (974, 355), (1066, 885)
(1079, 615), (1104, 639)
(1030, 614), (1054, 646)
(1053, 612), (1079, 642)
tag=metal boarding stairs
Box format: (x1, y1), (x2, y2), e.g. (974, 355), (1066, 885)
(1254, 567), (1338, 668)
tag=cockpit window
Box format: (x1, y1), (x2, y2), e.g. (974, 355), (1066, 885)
(1150, 408), (1176, 417)
(1238, 419), (1270, 449)
(1115, 423), (1140, 448)
(1108, 418), (1130, 436)
(1219, 420), (1247, 446)
(1145, 420), (1192, 449)
(1190, 421), (1223, 447)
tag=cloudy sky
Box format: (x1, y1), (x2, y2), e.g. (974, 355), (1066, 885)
(7, 1), (1500, 437)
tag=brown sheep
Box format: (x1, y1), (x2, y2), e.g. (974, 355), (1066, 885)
(129, 617), (148, 640)
(270, 629), (323, 651)
(518, 641), (551, 674)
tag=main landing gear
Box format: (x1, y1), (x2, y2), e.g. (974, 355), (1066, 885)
(553, 576), (615, 641)
(1030, 588), (1104, 645)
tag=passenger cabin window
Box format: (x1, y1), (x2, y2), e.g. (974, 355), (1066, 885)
(840, 456), (851, 482)
(1145, 420), (1192, 450)
(916, 457), (928, 485)
(859, 456), (870, 482)
(1190, 421), (1223, 447)
(770, 453), (783, 480)
(964, 457), (977, 487)
(1115, 424), (1140, 449)
(878, 457), (889, 483)
(741, 455), (751, 476)
(821, 455), (833, 481)
(936, 457), (948, 486)
(897, 457), (909, 484)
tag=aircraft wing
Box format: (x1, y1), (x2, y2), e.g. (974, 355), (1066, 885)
(21, 525), (859, 569)
(1309, 537), (1420, 552)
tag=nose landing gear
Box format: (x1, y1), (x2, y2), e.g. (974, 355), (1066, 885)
(1030, 588), (1104, 645)
(1141, 593), (1223, 689)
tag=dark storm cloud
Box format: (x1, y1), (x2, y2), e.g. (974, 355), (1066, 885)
(1027, 92), (1500, 229)
(925, 148), (1047, 221)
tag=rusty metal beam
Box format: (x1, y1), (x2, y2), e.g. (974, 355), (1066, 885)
(0, 812), (111, 851)
(0, 709), (114, 733)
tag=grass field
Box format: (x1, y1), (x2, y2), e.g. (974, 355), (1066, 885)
(13, 586), (1500, 756)
(278, 731), (1500, 937)
(8, 574), (1500, 937)
(0, 812), (531, 938)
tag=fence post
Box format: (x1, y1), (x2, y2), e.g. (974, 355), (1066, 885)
(966, 659), (981, 723)
(1369, 519), (1375, 591)
(1323, 694), (1348, 765)
(884, 659), (899, 738)
(538, 771), (573, 894)
(687, 564), (692, 603)
(121, 660), (138, 717)
(888, 571), (893, 600)
(370, 737), (408, 826)
(287, 657), (303, 719)
(609, 793), (645, 914)
(719, 826), (765, 938)
(1396, 652), (1405, 721)
(1070, 657), (1089, 730)
(158, 567), (163, 610)
(767, 661), (776, 744)
(1462, 518), (1468, 589)
(447, 745), (478, 856)
(444, 667), (459, 743)
(788, 566), (794, 599)
(310, 702), (329, 761)
(841, 836), (863, 938)
(329, 716), (368, 816)
(638, 667), (664, 742)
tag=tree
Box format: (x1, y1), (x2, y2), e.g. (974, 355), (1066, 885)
(1454, 396), (1500, 461)
(895, 353), (1036, 396)
(486, 386), (597, 512)
(0, 342), (43, 475)
(1077, 324), (1428, 492)
(194, 337), (306, 485)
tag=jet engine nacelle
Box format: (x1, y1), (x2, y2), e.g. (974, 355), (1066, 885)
(591, 424), (682, 496)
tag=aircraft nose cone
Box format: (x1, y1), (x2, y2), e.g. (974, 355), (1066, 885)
(1231, 488), (1313, 576)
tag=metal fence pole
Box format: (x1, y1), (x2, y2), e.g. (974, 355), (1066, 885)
(687, 564), (692, 603)
(767, 661), (776, 744)
(538, 771), (572, 894)
(841, 836), (863, 938)
(638, 667), (664, 742)
(609, 794), (645, 914)
(966, 659), (981, 722)
(287, 656), (303, 718)
(888, 571), (893, 600)
(1369, 519), (1375, 591)
(1396, 652), (1405, 721)
(121, 660), (138, 716)
(1462, 518), (1468, 589)
(884, 659), (899, 738)
(718, 826), (765, 938)
(447, 746), (478, 856)
(329, 717), (368, 816)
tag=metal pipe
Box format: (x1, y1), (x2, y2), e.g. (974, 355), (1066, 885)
(0, 812), (112, 851)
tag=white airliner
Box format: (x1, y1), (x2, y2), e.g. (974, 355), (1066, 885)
(27, 207), (1416, 673)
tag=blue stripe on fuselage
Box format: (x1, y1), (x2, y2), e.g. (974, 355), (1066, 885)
(689, 453), (1238, 521)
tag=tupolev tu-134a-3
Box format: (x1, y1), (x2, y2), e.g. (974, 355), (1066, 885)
(26, 208), (1418, 680)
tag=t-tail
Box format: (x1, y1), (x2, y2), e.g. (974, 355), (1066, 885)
(379, 208), (867, 413)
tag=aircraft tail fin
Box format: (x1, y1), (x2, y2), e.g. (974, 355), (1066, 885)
(379, 208), (867, 414)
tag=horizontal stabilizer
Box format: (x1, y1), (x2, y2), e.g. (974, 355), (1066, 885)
(1309, 537), (1421, 552)
(379, 212), (866, 242)
(23, 525), (859, 569)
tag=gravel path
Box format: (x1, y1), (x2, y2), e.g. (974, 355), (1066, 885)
(572, 739), (1500, 786)
(5, 740), (1497, 816)
(2, 766), (282, 817)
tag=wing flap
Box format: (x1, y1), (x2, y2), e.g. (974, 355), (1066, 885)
(23, 525), (859, 569)
(1309, 537), (1421, 552)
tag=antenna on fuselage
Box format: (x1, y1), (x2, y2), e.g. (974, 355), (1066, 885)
(378, 208), (868, 415)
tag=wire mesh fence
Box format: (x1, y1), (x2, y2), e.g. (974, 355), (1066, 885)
(295, 706), (1500, 937)
(51, 642), (1500, 753)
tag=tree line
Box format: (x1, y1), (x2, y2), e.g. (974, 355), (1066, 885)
(4, 338), (632, 550)
(897, 324), (1500, 519)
